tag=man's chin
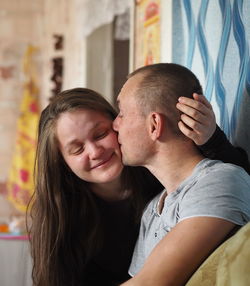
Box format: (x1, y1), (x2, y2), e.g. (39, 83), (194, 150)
(121, 156), (132, 166)
(121, 150), (140, 166)
(122, 157), (138, 167)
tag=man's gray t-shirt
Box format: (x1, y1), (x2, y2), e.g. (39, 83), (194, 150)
(129, 159), (250, 276)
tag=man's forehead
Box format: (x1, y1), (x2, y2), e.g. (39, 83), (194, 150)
(118, 75), (142, 104)
(117, 89), (133, 107)
(117, 84), (130, 105)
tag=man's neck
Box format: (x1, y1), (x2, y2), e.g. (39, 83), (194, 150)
(145, 141), (205, 194)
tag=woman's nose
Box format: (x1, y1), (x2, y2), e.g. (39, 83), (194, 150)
(88, 143), (104, 160)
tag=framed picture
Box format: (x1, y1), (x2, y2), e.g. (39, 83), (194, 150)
(132, 0), (161, 70)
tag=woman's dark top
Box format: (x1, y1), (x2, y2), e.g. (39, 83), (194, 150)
(84, 197), (139, 286)
(84, 125), (250, 285)
(199, 125), (250, 174)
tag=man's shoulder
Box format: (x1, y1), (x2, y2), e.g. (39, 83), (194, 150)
(178, 159), (250, 225)
(189, 159), (250, 197)
(197, 159), (250, 181)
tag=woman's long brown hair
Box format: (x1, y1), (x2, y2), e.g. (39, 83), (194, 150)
(28, 88), (163, 286)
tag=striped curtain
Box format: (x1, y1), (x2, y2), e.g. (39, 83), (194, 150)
(172, 0), (250, 148)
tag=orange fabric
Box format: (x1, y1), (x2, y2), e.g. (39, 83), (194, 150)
(7, 45), (40, 212)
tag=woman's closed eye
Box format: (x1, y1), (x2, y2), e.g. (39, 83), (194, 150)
(95, 130), (109, 140)
(70, 145), (84, 155)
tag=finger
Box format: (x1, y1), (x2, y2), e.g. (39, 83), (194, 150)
(192, 93), (212, 109)
(178, 121), (198, 142)
(178, 121), (210, 145)
(178, 97), (211, 116)
(176, 102), (211, 121)
(180, 114), (206, 132)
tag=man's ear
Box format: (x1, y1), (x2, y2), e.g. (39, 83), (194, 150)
(148, 112), (164, 141)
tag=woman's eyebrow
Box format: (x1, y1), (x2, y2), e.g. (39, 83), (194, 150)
(64, 121), (104, 150)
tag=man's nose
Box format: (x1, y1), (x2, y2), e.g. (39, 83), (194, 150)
(113, 116), (120, 131)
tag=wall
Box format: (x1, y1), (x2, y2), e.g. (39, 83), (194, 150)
(86, 23), (114, 102)
(42, 0), (87, 107)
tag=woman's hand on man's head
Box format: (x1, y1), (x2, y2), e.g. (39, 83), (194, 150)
(176, 93), (216, 146)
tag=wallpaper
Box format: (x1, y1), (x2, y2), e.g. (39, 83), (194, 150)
(172, 0), (250, 151)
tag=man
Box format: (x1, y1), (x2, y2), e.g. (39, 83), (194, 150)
(113, 63), (250, 286)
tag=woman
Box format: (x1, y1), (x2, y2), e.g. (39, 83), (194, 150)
(29, 88), (249, 286)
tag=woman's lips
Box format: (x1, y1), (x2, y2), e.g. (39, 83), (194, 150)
(91, 153), (114, 169)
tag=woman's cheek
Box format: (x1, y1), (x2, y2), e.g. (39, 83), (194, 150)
(109, 131), (119, 146)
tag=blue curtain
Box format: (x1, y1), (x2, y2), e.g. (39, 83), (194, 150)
(172, 0), (250, 154)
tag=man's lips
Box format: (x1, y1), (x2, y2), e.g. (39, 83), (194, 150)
(90, 153), (114, 169)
